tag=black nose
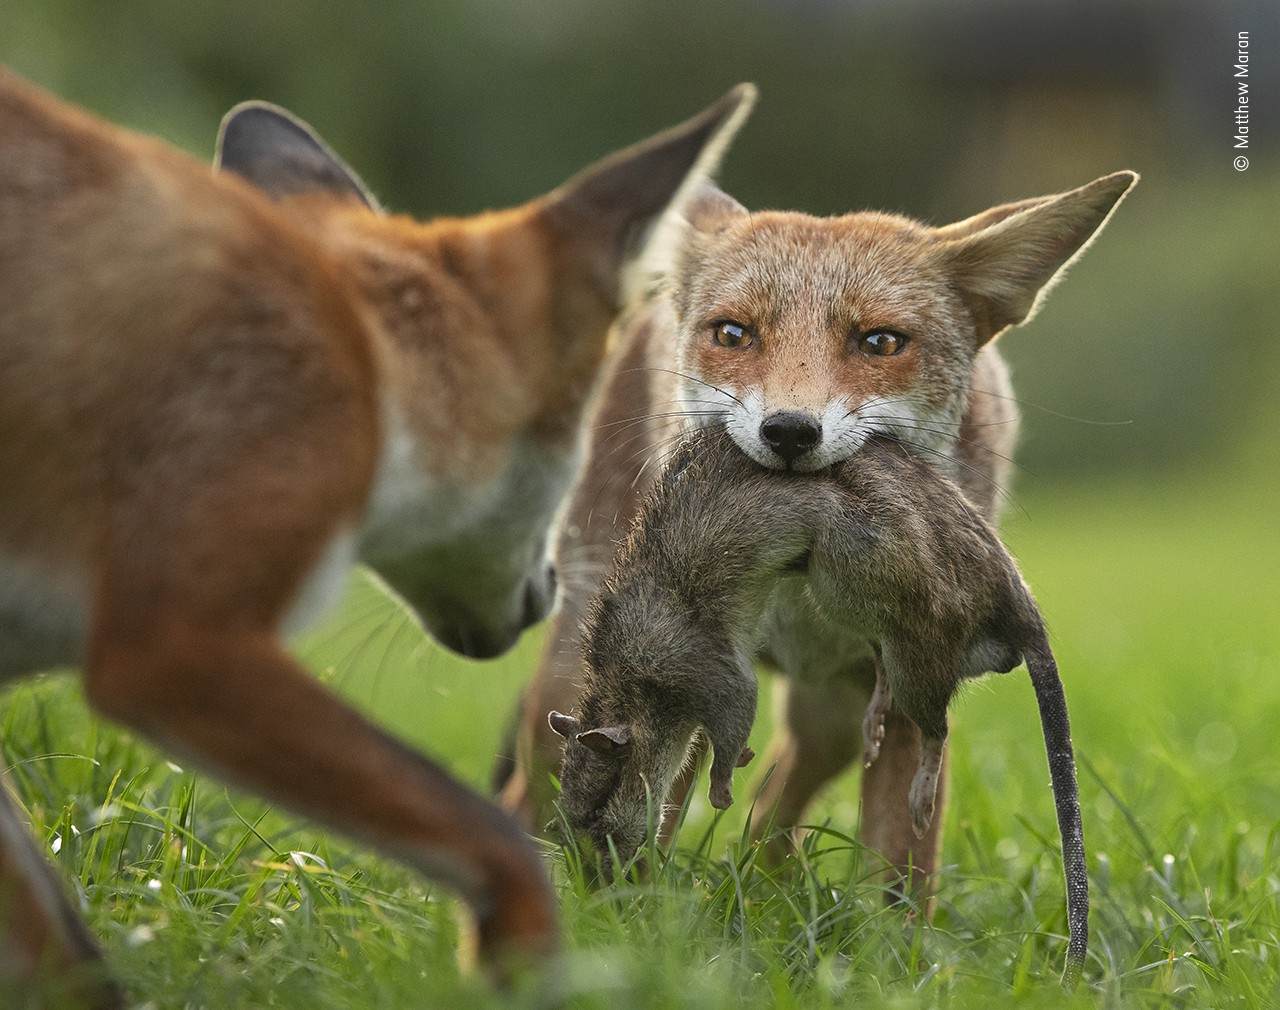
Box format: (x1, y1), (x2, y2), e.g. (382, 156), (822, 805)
(436, 624), (515, 661)
(520, 565), (557, 629)
(760, 412), (822, 463)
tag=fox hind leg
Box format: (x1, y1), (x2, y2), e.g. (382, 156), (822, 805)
(859, 711), (947, 910)
(748, 667), (869, 858)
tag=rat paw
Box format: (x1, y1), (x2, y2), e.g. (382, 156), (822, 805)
(708, 780), (734, 810)
(862, 713), (886, 768)
(862, 676), (892, 768)
(908, 766), (938, 839)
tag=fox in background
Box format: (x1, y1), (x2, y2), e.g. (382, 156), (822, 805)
(499, 157), (1136, 902)
(0, 67), (755, 1005)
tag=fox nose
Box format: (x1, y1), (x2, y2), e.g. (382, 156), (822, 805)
(760, 411), (822, 464)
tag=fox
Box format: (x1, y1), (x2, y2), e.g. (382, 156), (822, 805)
(549, 425), (1087, 984)
(0, 67), (755, 1004)
(499, 167), (1136, 901)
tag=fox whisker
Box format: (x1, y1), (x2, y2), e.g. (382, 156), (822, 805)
(623, 367), (745, 409)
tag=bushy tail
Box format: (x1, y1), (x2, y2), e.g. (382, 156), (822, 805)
(1025, 633), (1088, 988)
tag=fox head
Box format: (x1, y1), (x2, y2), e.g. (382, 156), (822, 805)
(216, 86), (756, 657)
(647, 172), (1137, 471)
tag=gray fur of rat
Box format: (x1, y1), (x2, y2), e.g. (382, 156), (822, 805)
(550, 426), (1087, 985)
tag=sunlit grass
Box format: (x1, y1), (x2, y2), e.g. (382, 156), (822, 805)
(2, 465), (1278, 1008)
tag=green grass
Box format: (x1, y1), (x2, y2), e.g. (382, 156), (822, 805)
(3, 464), (1279, 1009)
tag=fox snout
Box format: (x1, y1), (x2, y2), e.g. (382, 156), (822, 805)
(760, 411), (822, 466)
(433, 561), (558, 660)
(521, 562), (558, 630)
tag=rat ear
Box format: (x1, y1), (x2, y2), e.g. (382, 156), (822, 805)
(547, 711), (581, 739)
(735, 746), (755, 768)
(576, 724), (632, 755)
(216, 101), (379, 210)
(936, 171), (1138, 345)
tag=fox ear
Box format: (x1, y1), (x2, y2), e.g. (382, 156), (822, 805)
(543, 84), (756, 305)
(576, 724), (632, 755)
(938, 171), (1138, 344)
(625, 180), (748, 300)
(216, 102), (379, 210)
(683, 181), (748, 234)
(931, 193), (1057, 240)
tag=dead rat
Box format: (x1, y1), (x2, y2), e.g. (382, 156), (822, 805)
(549, 426), (1088, 983)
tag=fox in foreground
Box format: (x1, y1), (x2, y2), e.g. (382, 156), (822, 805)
(0, 68), (755, 1004)
(501, 165), (1135, 899)
(549, 426), (1088, 984)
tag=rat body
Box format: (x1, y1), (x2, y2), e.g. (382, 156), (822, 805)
(551, 427), (1087, 983)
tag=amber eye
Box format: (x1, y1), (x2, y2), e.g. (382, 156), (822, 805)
(712, 321), (754, 349)
(858, 330), (908, 357)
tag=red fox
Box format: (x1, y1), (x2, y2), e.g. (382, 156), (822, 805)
(500, 170), (1136, 900)
(0, 68), (755, 1003)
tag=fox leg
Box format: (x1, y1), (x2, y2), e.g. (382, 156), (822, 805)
(859, 711), (948, 909)
(748, 669), (868, 857)
(0, 780), (123, 1008)
(81, 410), (557, 978)
(498, 602), (585, 832)
(85, 619), (556, 975)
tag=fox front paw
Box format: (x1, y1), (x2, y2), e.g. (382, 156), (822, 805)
(458, 877), (559, 988)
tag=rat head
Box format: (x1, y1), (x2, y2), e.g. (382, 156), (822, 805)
(547, 700), (692, 869)
(644, 172), (1137, 472)
(216, 86), (756, 658)
(548, 703), (755, 870)
(548, 593), (757, 866)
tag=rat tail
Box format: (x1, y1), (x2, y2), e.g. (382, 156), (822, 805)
(1025, 631), (1088, 988)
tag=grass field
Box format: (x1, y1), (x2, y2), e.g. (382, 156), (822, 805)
(4, 460), (1278, 1009)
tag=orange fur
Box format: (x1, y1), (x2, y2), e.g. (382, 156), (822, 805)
(0, 66), (755, 999)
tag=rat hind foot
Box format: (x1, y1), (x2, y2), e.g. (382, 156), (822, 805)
(862, 656), (892, 768)
(908, 735), (946, 838)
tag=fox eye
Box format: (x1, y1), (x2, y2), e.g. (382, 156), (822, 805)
(712, 321), (754, 349)
(857, 330), (908, 357)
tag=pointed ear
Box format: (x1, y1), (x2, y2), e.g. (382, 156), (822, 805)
(216, 102), (379, 210)
(547, 711), (581, 739)
(542, 84), (756, 303)
(931, 193), (1057, 240)
(575, 724), (632, 755)
(683, 180), (749, 234)
(628, 180), (749, 293)
(735, 745), (755, 768)
(937, 171), (1138, 344)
